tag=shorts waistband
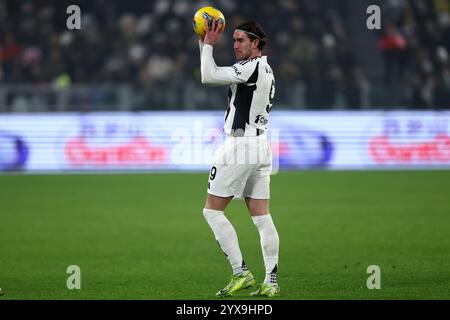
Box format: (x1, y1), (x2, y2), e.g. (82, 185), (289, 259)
(226, 128), (265, 137)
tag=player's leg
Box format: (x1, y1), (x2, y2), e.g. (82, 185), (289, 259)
(203, 167), (254, 296)
(203, 194), (249, 274)
(204, 193), (233, 211)
(203, 136), (259, 296)
(245, 197), (269, 215)
(243, 173), (280, 297)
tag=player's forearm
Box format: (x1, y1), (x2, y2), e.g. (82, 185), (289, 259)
(199, 40), (204, 62)
(200, 44), (231, 86)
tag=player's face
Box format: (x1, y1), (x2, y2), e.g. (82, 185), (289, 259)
(233, 30), (256, 61)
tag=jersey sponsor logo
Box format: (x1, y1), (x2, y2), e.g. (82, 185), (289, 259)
(255, 115), (268, 125)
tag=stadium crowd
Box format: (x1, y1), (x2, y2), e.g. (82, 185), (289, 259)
(0, 0), (449, 110)
(380, 0), (450, 108)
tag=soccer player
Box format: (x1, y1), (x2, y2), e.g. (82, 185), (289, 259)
(198, 20), (280, 297)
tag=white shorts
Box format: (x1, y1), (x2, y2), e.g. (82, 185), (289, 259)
(207, 134), (272, 199)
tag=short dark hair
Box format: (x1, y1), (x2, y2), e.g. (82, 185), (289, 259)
(235, 21), (266, 51)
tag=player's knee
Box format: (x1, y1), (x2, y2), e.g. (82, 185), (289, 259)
(203, 207), (223, 218)
(205, 194), (232, 211)
(246, 198), (269, 215)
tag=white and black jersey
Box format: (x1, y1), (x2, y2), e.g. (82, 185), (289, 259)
(199, 42), (275, 137)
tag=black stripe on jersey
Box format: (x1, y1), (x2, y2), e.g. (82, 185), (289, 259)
(238, 57), (261, 66)
(238, 56), (261, 65)
(225, 87), (232, 121)
(231, 62), (259, 133)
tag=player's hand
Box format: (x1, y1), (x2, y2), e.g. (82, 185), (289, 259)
(204, 19), (224, 47)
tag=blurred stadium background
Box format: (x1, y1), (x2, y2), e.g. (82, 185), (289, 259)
(1, 0), (450, 299)
(1, 0), (450, 111)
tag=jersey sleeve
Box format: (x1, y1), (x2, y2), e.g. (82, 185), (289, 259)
(200, 43), (256, 86)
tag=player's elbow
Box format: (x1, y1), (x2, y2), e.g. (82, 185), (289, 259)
(200, 63), (217, 85)
(201, 73), (213, 85)
(201, 78), (213, 85)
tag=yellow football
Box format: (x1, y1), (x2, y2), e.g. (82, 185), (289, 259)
(192, 6), (225, 38)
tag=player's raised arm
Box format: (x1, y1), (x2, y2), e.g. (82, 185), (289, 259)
(200, 20), (252, 86)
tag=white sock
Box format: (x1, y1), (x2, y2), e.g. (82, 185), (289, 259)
(252, 214), (279, 285)
(203, 208), (248, 275)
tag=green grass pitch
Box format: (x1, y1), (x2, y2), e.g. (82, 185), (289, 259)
(0, 170), (449, 299)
